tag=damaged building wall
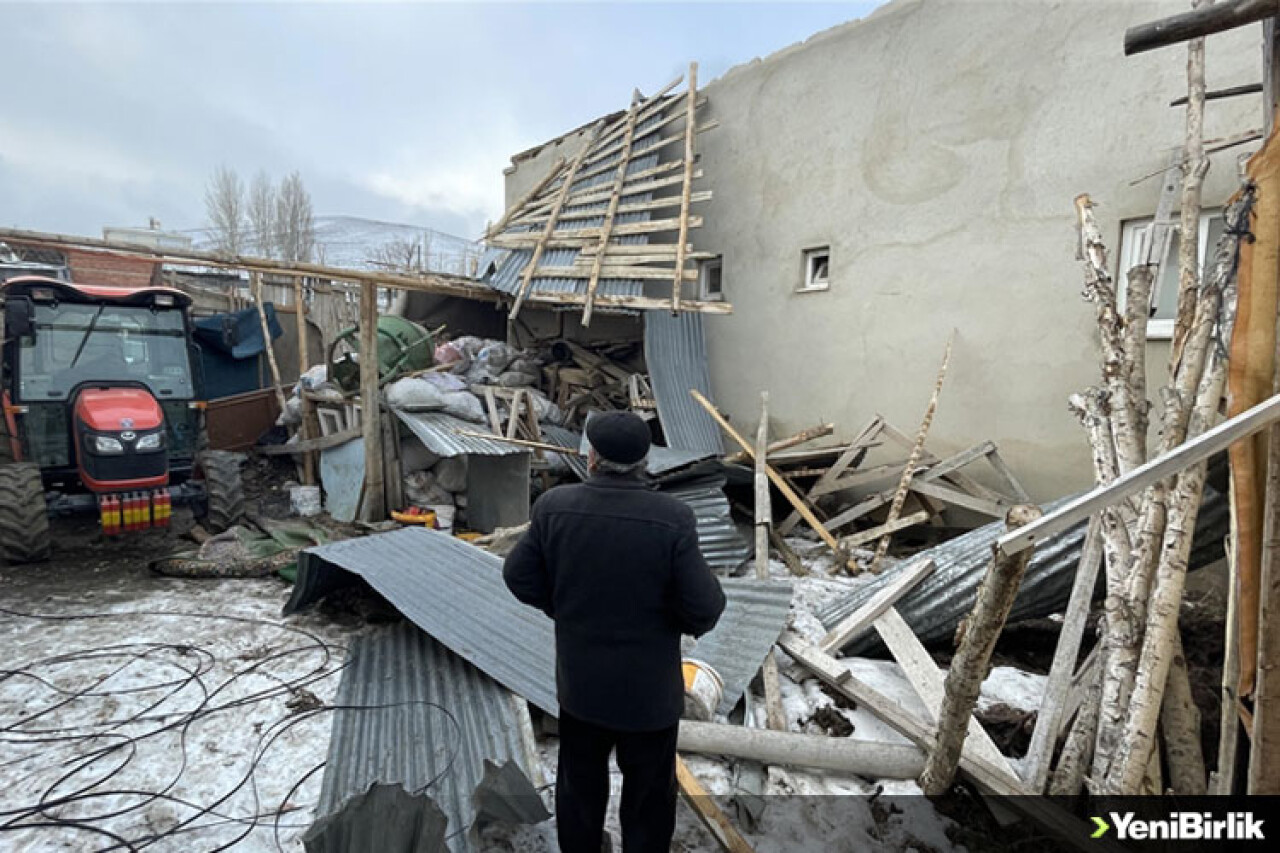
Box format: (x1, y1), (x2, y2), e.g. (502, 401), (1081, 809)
(501, 0), (1258, 500)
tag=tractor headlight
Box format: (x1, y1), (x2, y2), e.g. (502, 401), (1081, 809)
(135, 432), (164, 451)
(93, 436), (125, 454)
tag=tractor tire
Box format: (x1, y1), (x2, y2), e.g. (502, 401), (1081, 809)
(200, 451), (246, 533)
(0, 463), (51, 564)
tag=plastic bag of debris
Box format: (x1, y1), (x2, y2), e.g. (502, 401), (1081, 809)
(385, 376), (486, 423)
(403, 470), (454, 507)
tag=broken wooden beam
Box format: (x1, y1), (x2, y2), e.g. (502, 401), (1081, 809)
(819, 558), (935, 654)
(724, 422), (835, 465)
(676, 756), (756, 853)
(691, 389), (852, 569)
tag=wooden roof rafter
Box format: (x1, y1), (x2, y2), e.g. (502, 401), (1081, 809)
(484, 62), (723, 323)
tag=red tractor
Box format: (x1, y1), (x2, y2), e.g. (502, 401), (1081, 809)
(0, 276), (244, 563)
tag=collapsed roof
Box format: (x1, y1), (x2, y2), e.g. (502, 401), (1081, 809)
(480, 65), (730, 324)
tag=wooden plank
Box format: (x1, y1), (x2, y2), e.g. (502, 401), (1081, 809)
(256, 426), (362, 455)
(778, 417), (883, 534)
(513, 161), (689, 219)
(581, 100), (709, 171)
(676, 756), (756, 853)
(754, 392), (787, 733)
(837, 510), (930, 551)
(1212, 529), (1242, 794)
(510, 119), (604, 320)
(875, 417), (1000, 501)
(533, 264), (700, 282)
(488, 213), (706, 249)
(1169, 81), (1264, 106)
(819, 557), (936, 654)
(874, 606), (1018, 777)
(672, 61), (698, 313)
(984, 446), (1033, 504)
(358, 282), (385, 521)
(529, 191), (712, 224)
(914, 442), (996, 484)
(821, 488), (895, 533)
(1000, 392), (1280, 557)
(293, 276), (316, 485)
(1021, 515), (1104, 792)
(810, 460), (910, 496)
(583, 91), (645, 327)
(910, 480), (1007, 518)
(591, 72), (685, 150)
(691, 389), (851, 568)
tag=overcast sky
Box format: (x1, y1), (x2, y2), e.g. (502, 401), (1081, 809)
(0, 1), (880, 242)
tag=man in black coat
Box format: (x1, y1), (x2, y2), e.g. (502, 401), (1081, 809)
(503, 411), (726, 853)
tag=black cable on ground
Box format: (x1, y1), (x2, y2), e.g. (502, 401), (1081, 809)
(0, 605), (465, 852)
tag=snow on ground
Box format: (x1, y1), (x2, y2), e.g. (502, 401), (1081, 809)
(0, 576), (360, 853)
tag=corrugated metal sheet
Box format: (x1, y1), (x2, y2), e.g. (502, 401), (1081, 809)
(644, 311), (725, 455)
(395, 410), (529, 458)
(305, 783), (448, 853)
(817, 488), (1232, 654)
(662, 474), (751, 573)
(686, 578), (793, 715)
(536, 426), (746, 572)
(314, 622), (542, 852)
(286, 527), (559, 714)
(286, 528), (791, 719)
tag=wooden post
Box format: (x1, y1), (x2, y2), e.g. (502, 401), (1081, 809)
(671, 61), (698, 313)
(677, 721), (924, 778)
(753, 392), (787, 733)
(919, 504), (1043, 795)
(359, 282), (385, 521)
(690, 389), (852, 569)
(252, 272), (290, 418)
(869, 334), (953, 573)
(293, 276), (316, 485)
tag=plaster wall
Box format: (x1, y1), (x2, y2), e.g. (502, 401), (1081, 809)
(504, 0), (1261, 500)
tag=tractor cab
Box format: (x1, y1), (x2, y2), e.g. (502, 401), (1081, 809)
(1, 276), (243, 563)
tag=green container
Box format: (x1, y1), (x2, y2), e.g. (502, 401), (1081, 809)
(329, 316), (435, 393)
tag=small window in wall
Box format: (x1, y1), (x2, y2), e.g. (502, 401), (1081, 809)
(1118, 210), (1225, 339)
(699, 256), (723, 301)
(799, 246), (830, 293)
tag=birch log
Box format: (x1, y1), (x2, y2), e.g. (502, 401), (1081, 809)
(1108, 287), (1237, 793)
(1161, 634), (1208, 793)
(1169, 5), (1210, 369)
(919, 504), (1042, 794)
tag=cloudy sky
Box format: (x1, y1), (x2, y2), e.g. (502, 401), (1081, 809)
(1, 1), (880, 243)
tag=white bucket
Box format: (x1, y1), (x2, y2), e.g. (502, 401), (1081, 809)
(681, 658), (724, 721)
(428, 504), (456, 534)
(290, 485), (322, 517)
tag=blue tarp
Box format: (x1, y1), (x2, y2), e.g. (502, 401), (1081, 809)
(193, 304), (283, 359)
(194, 305), (283, 400)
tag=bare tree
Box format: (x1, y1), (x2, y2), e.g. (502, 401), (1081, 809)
(247, 172), (277, 258)
(367, 236), (421, 272)
(276, 171), (315, 263)
(204, 165), (246, 255)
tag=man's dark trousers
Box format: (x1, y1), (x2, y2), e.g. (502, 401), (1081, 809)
(556, 710), (678, 853)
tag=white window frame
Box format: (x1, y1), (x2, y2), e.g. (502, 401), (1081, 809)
(699, 256), (724, 301)
(1118, 209), (1223, 340)
(799, 246), (830, 293)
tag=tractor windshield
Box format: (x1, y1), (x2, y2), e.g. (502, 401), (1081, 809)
(17, 302), (194, 401)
